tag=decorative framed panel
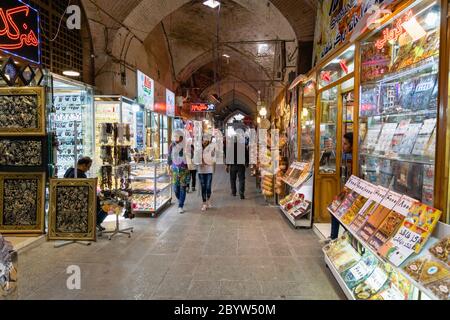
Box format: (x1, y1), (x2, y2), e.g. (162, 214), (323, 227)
(0, 87), (46, 136)
(0, 137), (48, 172)
(0, 173), (46, 234)
(48, 179), (97, 241)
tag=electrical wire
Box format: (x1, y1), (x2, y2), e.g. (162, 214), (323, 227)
(40, 0), (72, 42)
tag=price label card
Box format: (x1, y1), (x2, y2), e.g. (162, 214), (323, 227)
(359, 181), (376, 198)
(392, 226), (421, 251)
(373, 186), (389, 203)
(380, 285), (405, 300)
(380, 191), (402, 210)
(393, 196), (415, 217)
(345, 175), (360, 190)
(366, 267), (389, 292)
(349, 260), (371, 281)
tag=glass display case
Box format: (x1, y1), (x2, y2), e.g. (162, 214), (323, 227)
(358, 0), (440, 206)
(130, 161), (172, 217)
(300, 78), (316, 163)
(94, 96), (146, 171)
(51, 74), (94, 178)
(319, 87), (338, 174)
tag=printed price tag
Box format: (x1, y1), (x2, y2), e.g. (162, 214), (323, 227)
(365, 267), (389, 292)
(345, 176), (360, 190)
(380, 191), (402, 210)
(373, 186), (389, 203)
(393, 196), (415, 217)
(380, 285), (405, 300)
(392, 226), (421, 250)
(349, 260), (371, 281)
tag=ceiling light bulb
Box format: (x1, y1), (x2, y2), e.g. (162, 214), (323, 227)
(258, 43), (268, 54)
(259, 107), (267, 117)
(203, 0), (220, 9)
(63, 70), (80, 77)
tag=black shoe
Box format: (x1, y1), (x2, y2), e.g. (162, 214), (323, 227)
(232, 193), (236, 197)
(192, 188), (196, 192)
(240, 195), (245, 200)
(97, 224), (106, 231)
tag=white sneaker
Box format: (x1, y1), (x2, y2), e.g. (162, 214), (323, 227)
(207, 200), (212, 208)
(178, 208), (185, 214)
(201, 204), (207, 212)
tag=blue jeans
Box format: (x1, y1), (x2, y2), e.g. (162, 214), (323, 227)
(97, 209), (108, 226)
(330, 215), (340, 240)
(198, 173), (213, 203)
(174, 184), (187, 208)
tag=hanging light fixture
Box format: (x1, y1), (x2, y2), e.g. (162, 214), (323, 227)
(203, 0), (220, 9)
(63, 52), (80, 77)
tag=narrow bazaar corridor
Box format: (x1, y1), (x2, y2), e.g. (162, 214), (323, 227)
(17, 167), (344, 300)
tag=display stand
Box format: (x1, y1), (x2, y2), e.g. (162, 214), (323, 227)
(102, 212), (134, 240)
(278, 162), (314, 228)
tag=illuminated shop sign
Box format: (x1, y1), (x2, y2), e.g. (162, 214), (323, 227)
(0, 0), (41, 64)
(191, 103), (215, 112)
(137, 70), (154, 110)
(166, 89), (175, 117)
(375, 10), (413, 49)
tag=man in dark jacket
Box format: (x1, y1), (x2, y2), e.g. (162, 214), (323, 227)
(64, 157), (92, 179)
(64, 157), (108, 231)
(226, 134), (249, 199)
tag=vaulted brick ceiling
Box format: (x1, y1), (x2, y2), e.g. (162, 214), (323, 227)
(82, 0), (316, 117)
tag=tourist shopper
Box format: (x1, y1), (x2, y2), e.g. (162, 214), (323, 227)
(168, 129), (189, 214)
(198, 134), (215, 211)
(64, 157), (108, 231)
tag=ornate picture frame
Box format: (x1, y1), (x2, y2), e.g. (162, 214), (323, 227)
(0, 87), (46, 136)
(0, 136), (48, 172)
(0, 172), (46, 234)
(48, 179), (97, 241)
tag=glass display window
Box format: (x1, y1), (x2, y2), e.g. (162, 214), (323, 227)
(319, 87), (338, 173)
(51, 75), (94, 178)
(300, 79), (316, 163)
(319, 45), (355, 89)
(358, 0), (440, 205)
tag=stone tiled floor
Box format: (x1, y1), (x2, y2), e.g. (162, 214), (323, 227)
(17, 167), (345, 300)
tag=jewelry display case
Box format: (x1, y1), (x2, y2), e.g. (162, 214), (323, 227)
(130, 161), (172, 217)
(51, 75), (94, 178)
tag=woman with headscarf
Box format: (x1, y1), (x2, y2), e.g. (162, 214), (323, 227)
(198, 134), (215, 211)
(168, 129), (189, 214)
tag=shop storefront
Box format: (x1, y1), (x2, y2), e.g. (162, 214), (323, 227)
(307, 0), (450, 300)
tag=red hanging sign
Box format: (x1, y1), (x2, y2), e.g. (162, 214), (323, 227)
(191, 103), (215, 112)
(0, 1), (40, 64)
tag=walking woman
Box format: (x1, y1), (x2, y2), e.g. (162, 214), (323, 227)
(168, 129), (189, 214)
(198, 134), (215, 211)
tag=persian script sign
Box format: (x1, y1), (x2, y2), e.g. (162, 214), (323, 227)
(0, 1), (41, 64)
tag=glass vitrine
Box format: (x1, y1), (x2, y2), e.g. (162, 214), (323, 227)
(300, 79), (316, 163)
(359, 0), (440, 205)
(130, 161), (172, 217)
(51, 75), (94, 178)
(319, 87), (338, 174)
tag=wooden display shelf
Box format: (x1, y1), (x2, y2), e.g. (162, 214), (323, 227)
(327, 207), (448, 300)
